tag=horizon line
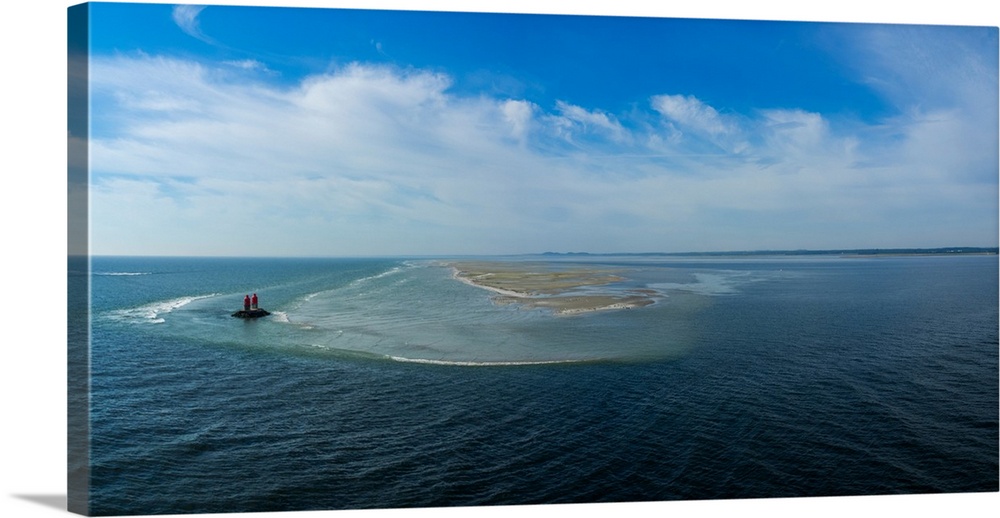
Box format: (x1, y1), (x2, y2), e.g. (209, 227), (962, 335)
(74, 246), (1000, 259)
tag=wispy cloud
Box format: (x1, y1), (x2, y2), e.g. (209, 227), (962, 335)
(172, 5), (213, 44)
(223, 59), (276, 75)
(371, 39), (390, 58)
(551, 101), (629, 144)
(845, 24), (998, 113)
(87, 52), (997, 255)
(652, 94), (731, 136)
(651, 94), (749, 154)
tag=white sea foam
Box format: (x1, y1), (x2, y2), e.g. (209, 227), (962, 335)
(94, 271), (151, 276)
(107, 294), (218, 324)
(298, 266), (404, 304)
(349, 266), (403, 287)
(386, 355), (592, 367)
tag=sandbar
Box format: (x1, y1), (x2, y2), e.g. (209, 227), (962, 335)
(447, 261), (656, 315)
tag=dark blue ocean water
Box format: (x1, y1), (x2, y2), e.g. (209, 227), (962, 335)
(79, 255), (998, 515)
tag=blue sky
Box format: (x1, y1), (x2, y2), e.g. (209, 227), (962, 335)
(79, 2), (999, 256)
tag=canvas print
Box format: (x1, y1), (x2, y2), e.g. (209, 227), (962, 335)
(67, 2), (999, 516)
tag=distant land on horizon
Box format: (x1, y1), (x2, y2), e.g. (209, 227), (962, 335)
(538, 247), (999, 257)
(79, 247), (1000, 259)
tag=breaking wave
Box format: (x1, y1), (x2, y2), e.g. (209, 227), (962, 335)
(106, 294), (218, 324)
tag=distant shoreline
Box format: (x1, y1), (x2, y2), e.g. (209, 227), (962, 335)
(538, 247), (998, 258)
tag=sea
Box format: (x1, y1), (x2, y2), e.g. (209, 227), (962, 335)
(71, 254), (998, 515)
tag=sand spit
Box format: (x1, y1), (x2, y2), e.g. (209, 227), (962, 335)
(447, 261), (657, 315)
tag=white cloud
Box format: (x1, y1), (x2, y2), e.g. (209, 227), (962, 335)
(86, 54), (997, 255)
(845, 24), (997, 115)
(551, 101), (629, 143)
(831, 23), (998, 183)
(172, 5), (212, 43)
(502, 99), (536, 142)
(223, 59), (277, 75)
(758, 109), (831, 158)
(650, 94), (749, 154)
(652, 94), (730, 136)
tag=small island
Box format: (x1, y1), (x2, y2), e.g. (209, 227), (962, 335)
(447, 261), (656, 315)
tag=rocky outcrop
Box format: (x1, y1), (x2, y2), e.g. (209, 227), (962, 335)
(232, 308), (271, 319)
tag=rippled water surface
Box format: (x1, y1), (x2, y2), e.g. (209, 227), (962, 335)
(81, 255), (998, 514)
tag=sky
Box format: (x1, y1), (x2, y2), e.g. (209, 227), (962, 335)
(75, 2), (999, 256)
